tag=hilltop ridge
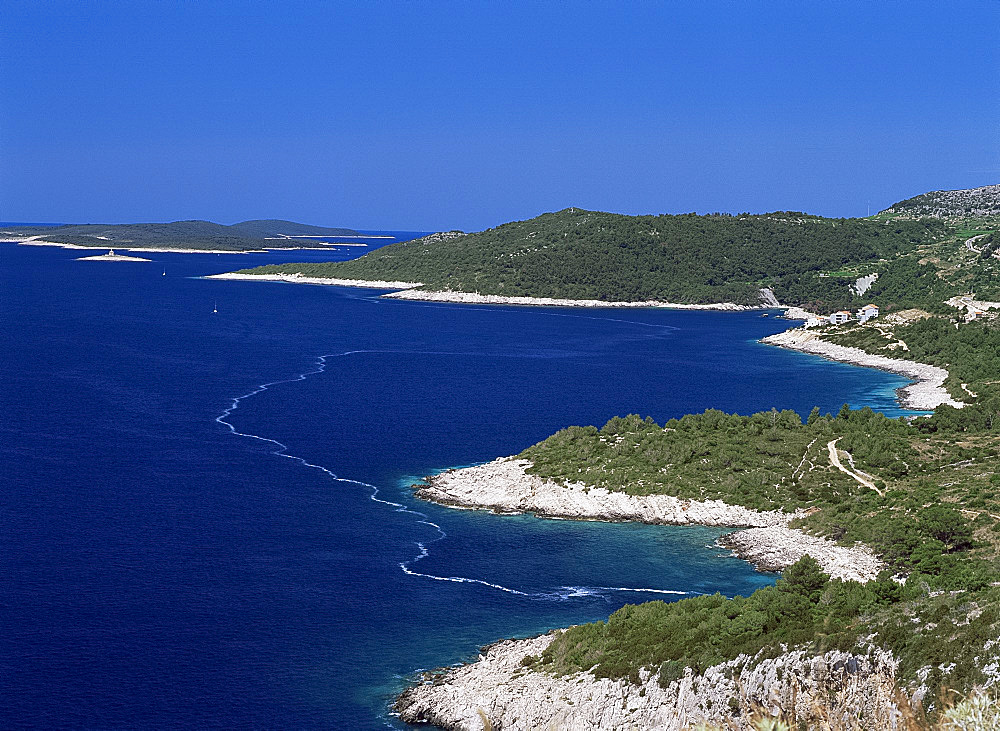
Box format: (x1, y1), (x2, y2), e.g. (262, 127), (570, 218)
(880, 183), (1000, 222)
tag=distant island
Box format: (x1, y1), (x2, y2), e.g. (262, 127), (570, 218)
(222, 185), (1000, 317)
(76, 249), (152, 262)
(0, 219), (360, 253)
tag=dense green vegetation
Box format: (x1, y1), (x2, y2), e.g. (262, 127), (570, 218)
(1, 219), (358, 251)
(538, 557), (873, 679)
(535, 557), (1000, 700)
(237, 209), (947, 307)
(520, 409), (914, 510)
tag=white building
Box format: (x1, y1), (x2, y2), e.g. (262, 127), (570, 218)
(805, 317), (824, 328)
(857, 304), (879, 320)
(828, 310), (851, 325)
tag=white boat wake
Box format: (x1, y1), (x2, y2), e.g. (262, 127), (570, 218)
(216, 350), (694, 602)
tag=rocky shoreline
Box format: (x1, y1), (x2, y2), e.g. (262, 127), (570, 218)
(761, 328), (964, 411)
(383, 288), (754, 310)
(416, 458), (883, 583)
(210, 272), (757, 309)
(205, 272), (424, 289)
(718, 526), (882, 583)
(395, 631), (903, 731)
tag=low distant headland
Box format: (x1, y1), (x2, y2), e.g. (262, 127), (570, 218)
(380, 289), (754, 309)
(1, 219), (360, 253)
(218, 187), (1000, 327)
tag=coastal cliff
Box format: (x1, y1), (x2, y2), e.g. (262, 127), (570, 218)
(395, 632), (904, 730)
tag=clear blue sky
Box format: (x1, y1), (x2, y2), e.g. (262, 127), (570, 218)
(2, 1), (997, 231)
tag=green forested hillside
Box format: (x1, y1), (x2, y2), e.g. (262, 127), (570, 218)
(238, 209), (946, 306)
(1, 219), (358, 251)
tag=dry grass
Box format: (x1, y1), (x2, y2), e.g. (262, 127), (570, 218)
(475, 706), (494, 731)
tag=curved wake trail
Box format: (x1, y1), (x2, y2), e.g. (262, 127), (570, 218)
(216, 350), (694, 602)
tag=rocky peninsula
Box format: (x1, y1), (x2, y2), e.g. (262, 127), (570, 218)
(416, 458), (883, 583)
(761, 328), (964, 410)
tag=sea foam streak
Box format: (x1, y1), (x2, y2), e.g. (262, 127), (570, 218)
(216, 350), (693, 601)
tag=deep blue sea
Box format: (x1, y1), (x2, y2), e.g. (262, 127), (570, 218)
(1, 240), (918, 729)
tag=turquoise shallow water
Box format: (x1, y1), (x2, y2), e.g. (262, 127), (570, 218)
(1, 244), (919, 728)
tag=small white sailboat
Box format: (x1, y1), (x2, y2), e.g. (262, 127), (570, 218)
(213, 301), (218, 314)
(162, 269), (166, 276)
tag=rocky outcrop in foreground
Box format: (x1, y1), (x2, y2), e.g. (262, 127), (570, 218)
(416, 458), (884, 583)
(762, 329), (963, 410)
(395, 632), (903, 731)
